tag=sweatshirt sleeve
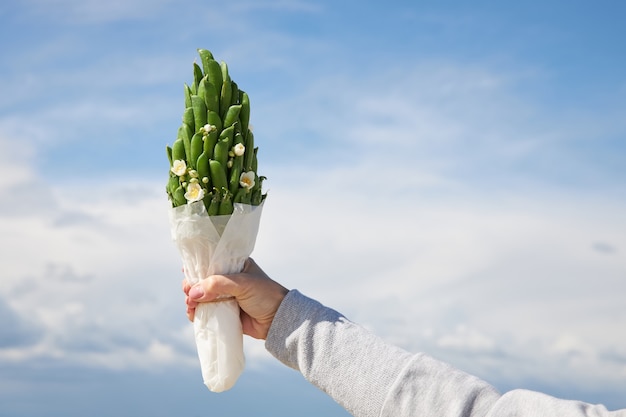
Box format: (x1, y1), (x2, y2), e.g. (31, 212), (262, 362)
(264, 290), (626, 417)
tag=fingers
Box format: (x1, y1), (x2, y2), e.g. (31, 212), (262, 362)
(181, 258), (263, 323)
(182, 278), (196, 322)
(185, 304), (195, 322)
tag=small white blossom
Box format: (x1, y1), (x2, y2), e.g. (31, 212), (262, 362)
(184, 182), (204, 203)
(171, 160), (187, 176)
(239, 171), (255, 190)
(233, 143), (245, 156)
(202, 124), (216, 134)
(227, 159), (233, 168)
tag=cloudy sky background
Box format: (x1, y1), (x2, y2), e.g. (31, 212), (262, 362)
(1, 0), (625, 415)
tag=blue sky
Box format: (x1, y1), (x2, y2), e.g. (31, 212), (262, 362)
(1, 0), (625, 415)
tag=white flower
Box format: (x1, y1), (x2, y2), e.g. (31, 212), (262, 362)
(171, 160), (187, 176)
(239, 171), (255, 190)
(184, 182), (205, 203)
(202, 124), (216, 134)
(233, 143), (245, 156)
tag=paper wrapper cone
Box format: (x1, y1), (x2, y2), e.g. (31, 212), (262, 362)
(169, 200), (264, 392)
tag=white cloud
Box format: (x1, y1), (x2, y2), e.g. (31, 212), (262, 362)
(0, 141), (190, 362)
(250, 159), (626, 393)
(237, 56), (626, 393)
(2, 107), (623, 402)
(0, 130), (37, 184)
(1, 6), (625, 400)
(436, 324), (496, 353)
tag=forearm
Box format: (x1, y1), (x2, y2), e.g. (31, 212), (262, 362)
(264, 290), (500, 417)
(264, 290), (626, 417)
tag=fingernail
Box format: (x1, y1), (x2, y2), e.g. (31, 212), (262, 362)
(189, 286), (204, 300)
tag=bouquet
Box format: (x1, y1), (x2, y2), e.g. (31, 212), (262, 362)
(166, 48), (266, 392)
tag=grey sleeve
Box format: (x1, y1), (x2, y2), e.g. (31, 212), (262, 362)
(265, 290), (626, 417)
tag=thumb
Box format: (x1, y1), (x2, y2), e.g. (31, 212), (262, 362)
(188, 274), (242, 302)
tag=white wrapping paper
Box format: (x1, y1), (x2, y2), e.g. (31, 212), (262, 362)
(169, 200), (264, 392)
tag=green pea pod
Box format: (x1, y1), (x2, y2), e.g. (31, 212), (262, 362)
(173, 185), (186, 207)
(165, 185), (171, 201)
(220, 125), (236, 144)
(220, 61), (230, 84)
(190, 95), (207, 132)
(244, 131), (255, 171)
(233, 131), (245, 166)
(234, 188), (251, 205)
(232, 152), (243, 170)
(197, 48), (214, 74)
(219, 125), (235, 148)
(206, 59), (223, 96)
(182, 107), (194, 130)
(184, 84), (193, 108)
(202, 191), (213, 213)
(190, 132), (203, 168)
(207, 192), (221, 216)
(213, 138), (230, 167)
(233, 131), (244, 147)
(203, 130), (218, 158)
(181, 122), (193, 142)
(172, 138), (186, 161)
(209, 159), (228, 191)
(239, 92), (250, 137)
(229, 159), (242, 195)
(176, 125), (185, 141)
(230, 81), (239, 106)
(203, 81), (219, 114)
(196, 152), (210, 185)
(166, 145), (173, 167)
(223, 104), (242, 128)
(183, 135), (192, 165)
(218, 192), (233, 215)
(251, 147), (258, 173)
(193, 63), (203, 91)
(167, 174), (179, 196)
(252, 174), (265, 193)
(220, 79), (232, 118)
(197, 76), (207, 102)
(251, 188), (262, 206)
(207, 110), (222, 135)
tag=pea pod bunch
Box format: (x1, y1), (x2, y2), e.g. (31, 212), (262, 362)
(166, 48), (266, 215)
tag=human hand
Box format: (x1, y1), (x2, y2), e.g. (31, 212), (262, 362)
(182, 258), (289, 340)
